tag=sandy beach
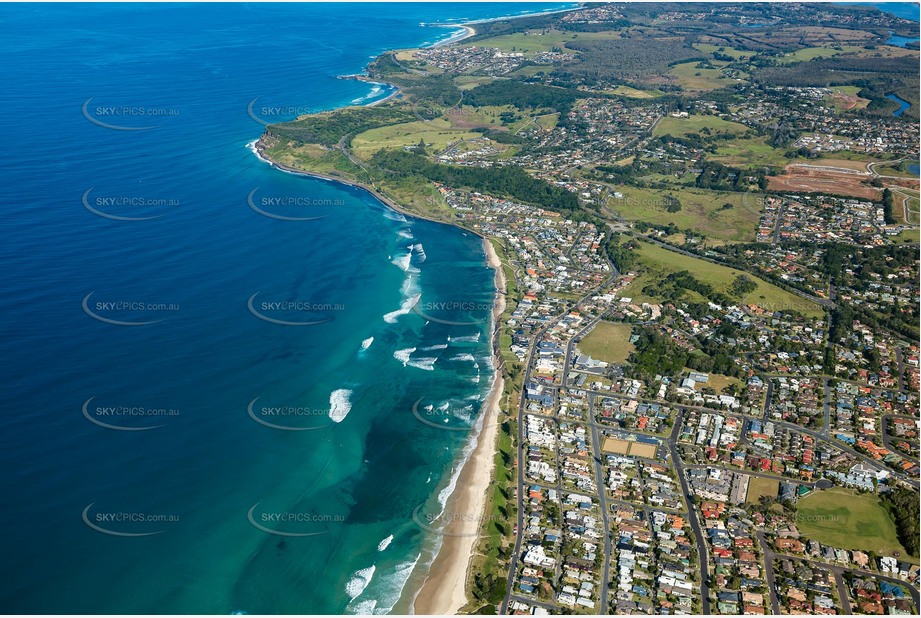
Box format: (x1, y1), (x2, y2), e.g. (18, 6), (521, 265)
(370, 24), (475, 106)
(412, 238), (507, 615)
(433, 24), (476, 47)
(253, 17), (515, 614)
(255, 138), (512, 617)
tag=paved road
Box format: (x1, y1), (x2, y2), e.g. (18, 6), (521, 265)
(881, 414), (921, 464)
(507, 594), (559, 613)
(762, 378), (773, 420)
(771, 201), (786, 244)
(500, 275), (617, 614)
(758, 526), (921, 612)
(670, 410), (711, 614)
(822, 378), (831, 438)
(833, 568), (853, 614)
(586, 394), (612, 611)
(683, 464), (820, 487)
(574, 383), (919, 489)
(755, 530), (782, 615)
(772, 550), (921, 612)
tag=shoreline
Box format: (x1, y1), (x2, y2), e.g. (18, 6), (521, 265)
(339, 22), (477, 109)
(253, 137), (511, 615)
(411, 239), (507, 615)
(249, 5), (557, 612)
(253, 135), (511, 614)
(250, 138), (450, 228)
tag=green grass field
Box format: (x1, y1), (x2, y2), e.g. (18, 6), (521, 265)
(706, 373), (743, 394)
(604, 85), (664, 99)
(893, 228), (920, 243)
(746, 476), (780, 504)
(653, 114), (748, 138)
(634, 240), (825, 317)
(776, 45), (863, 64)
(892, 188), (920, 226)
(535, 113), (560, 131)
(796, 488), (916, 562)
(606, 185), (762, 242)
(351, 119), (482, 158)
(711, 137), (793, 168)
(694, 43), (751, 60)
(453, 75), (496, 91)
(668, 61), (747, 91)
(577, 321), (634, 364)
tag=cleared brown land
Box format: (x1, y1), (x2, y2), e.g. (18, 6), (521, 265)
(768, 165), (881, 199)
(631, 442), (658, 459)
(887, 176), (921, 191)
(809, 158), (876, 172)
(602, 438), (630, 455)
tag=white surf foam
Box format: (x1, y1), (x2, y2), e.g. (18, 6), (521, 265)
(448, 332), (480, 343)
(418, 343), (448, 351)
(348, 600), (377, 615)
(382, 210), (407, 222)
(345, 565), (377, 601)
(393, 347), (416, 366)
(397, 229), (414, 239)
(406, 357), (437, 371)
(328, 389), (352, 423)
(377, 535), (394, 552)
(383, 293), (420, 324)
(368, 556), (421, 615)
(391, 244), (421, 274)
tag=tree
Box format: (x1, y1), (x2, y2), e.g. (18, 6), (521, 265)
(882, 188), (895, 224)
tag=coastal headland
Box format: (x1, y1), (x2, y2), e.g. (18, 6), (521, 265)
(252, 2), (921, 613)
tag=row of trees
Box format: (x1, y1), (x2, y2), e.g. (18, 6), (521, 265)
(371, 149), (580, 212)
(882, 488), (920, 557)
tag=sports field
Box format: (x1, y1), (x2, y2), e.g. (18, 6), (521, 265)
(578, 321), (634, 364)
(796, 488), (915, 562)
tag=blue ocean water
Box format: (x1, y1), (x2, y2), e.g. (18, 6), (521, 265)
(0, 3), (573, 614)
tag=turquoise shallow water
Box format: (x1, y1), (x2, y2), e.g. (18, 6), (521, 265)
(0, 3), (573, 613)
